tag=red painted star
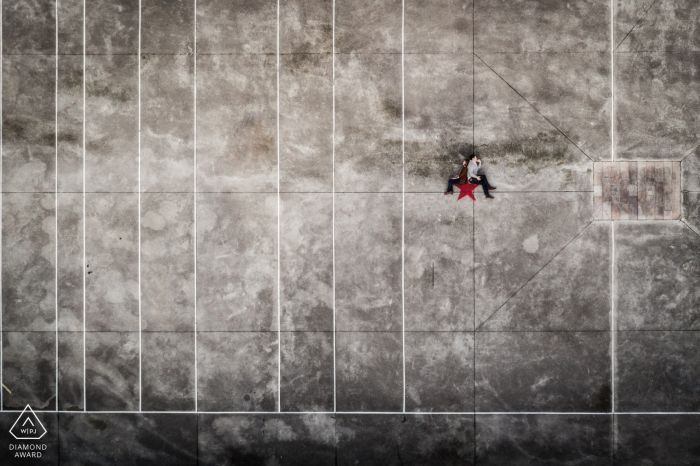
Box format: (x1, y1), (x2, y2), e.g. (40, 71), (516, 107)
(453, 183), (478, 201)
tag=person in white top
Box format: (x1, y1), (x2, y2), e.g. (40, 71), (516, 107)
(467, 154), (496, 199)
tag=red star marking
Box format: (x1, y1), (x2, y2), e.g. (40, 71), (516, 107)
(453, 183), (477, 201)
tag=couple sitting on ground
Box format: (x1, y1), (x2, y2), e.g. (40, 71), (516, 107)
(445, 154), (496, 199)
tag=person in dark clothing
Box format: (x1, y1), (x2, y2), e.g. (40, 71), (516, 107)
(445, 155), (496, 198)
(445, 159), (469, 194)
(466, 154), (496, 198)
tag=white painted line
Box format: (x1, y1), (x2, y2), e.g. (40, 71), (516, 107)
(82, 0), (87, 412)
(193, 0), (198, 414)
(137, 0), (143, 413)
(611, 221), (616, 414)
(611, 0), (614, 162)
(611, 0), (616, 419)
(332, 0), (337, 414)
(55, 0), (59, 413)
(276, 0), (281, 413)
(0, 0), (3, 413)
(1, 409), (697, 415)
(401, 0), (406, 414)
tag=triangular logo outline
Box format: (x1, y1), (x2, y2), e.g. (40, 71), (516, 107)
(9, 405), (47, 440)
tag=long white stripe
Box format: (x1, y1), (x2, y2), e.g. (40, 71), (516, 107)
(0, 409), (694, 415)
(332, 0), (336, 414)
(193, 0), (198, 413)
(137, 0), (143, 413)
(401, 0), (406, 414)
(610, 0), (616, 425)
(611, 0), (614, 162)
(276, 0), (281, 413)
(55, 0), (59, 412)
(0, 0), (3, 413)
(611, 221), (616, 414)
(82, 0), (87, 412)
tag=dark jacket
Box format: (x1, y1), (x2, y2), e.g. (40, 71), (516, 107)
(457, 166), (468, 184)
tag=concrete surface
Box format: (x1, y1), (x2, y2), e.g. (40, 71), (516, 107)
(2, 0), (700, 464)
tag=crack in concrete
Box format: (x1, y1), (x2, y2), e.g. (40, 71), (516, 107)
(614, 0), (659, 52)
(475, 221), (595, 331)
(474, 53), (596, 163)
(680, 141), (700, 162)
(680, 219), (700, 238)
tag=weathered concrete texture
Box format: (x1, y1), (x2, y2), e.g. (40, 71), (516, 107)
(199, 414), (335, 466)
(405, 0), (473, 54)
(141, 193), (194, 332)
(279, 54), (333, 192)
(196, 54), (277, 192)
(334, 53), (402, 192)
(335, 0), (401, 54)
(684, 192), (700, 234)
(141, 54), (194, 192)
(480, 221), (610, 331)
(615, 415), (700, 465)
(479, 52), (611, 161)
(336, 414), (474, 466)
(2, 193), (55, 331)
(280, 0), (333, 54)
(335, 193), (401, 331)
(475, 0), (610, 52)
(85, 332), (139, 411)
(474, 59), (593, 191)
(615, 222), (700, 330)
(57, 194), (82, 331)
(85, 0), (138, 55)
(476, 332), (611, 412)
(615, 0), (700, 52)
(404, 194), (474, 331)
(141, 332), (195, 411)
(196, 193), (277, 332)
(404, 53), (473, 192)
(57, 0), (83, 55)
(58, 331), (84, 411)
(57, 55), (83, 193)
(2, 55), (56, 192)
(85, 54), (139, 192)
(280, 193), (333, 331)
(2, 0), (55, 54)
(405, 332), (474, 412)
(473, 192), (592, 327)
(141, 0), (194, 54)
(617, 331), (700, 412)
(196, 0), (277, 54)
(475, 415), (611, 465)
(280, 331), (334, 412)
(682, 146), (700, 191)
(85, 194), (139, 332)
(59, 413), (197, 465)
(614, 52), (700, 160)
(197, 332), (278, 412)
(336, 332), (403, 412)
(2, 332), (56, 410)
